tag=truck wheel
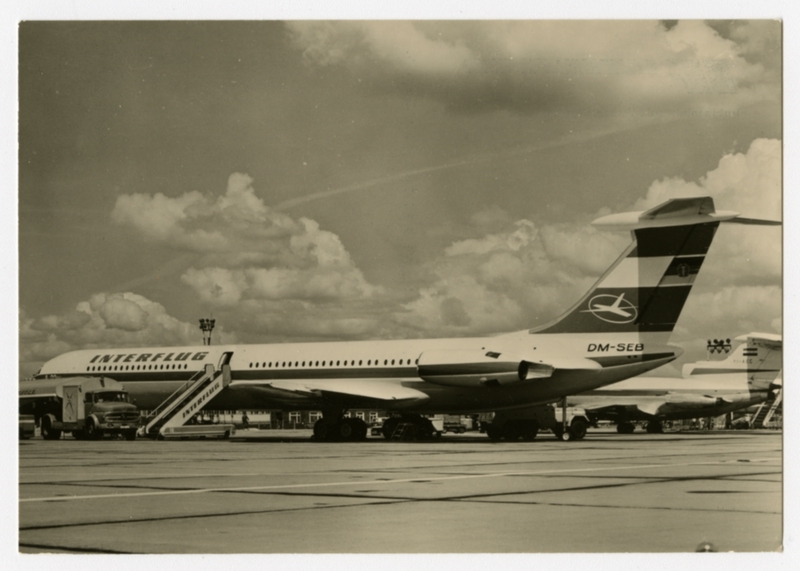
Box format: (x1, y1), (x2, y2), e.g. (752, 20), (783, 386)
(485, 425), (501, 441)
(41, 416), (62, 440)
(552, 426), (563, 440)
(569, 419), (588, 440)
(124, 429), (137, 441)
(86, 418), (102, 440)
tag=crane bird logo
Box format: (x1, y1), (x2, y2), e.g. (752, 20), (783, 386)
(582, 293), (638, 324)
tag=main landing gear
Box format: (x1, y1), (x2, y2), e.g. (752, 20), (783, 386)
(381, 415), (440, 440)
(616, 422), (636, 434)
(485, 419), (540, 441)
(645, 420), (664, 434)
(312, 415), (368, 442)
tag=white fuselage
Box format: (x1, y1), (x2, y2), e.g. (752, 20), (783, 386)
(34, 331), (677, 413)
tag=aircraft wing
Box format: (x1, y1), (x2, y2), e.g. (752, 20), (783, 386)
(581, 399), (667, 417)
(578, 392), (720, 418)
(232, 378), (430, 403)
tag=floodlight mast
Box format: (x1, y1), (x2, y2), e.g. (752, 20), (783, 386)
(199, 318), (216, 346)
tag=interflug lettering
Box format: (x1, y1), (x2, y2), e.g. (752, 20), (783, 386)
(89, 351), (209, 364)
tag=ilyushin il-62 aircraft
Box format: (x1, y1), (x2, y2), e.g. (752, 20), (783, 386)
(33, 196), (780, 441)
(568, 332), (782, 434)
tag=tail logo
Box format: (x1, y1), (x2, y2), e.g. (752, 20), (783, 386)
(582, 293), (638, 324)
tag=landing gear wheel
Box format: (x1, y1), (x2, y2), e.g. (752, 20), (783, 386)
(313, 419), (331, 440)
(560, 429), (572, 441)
(569, 419), (588, 440)
(485, 425), (501, 441)
(352, 418), (368, 440)
(646, 421), (664, 434)
(124, 429), (137, 441)
(336, 418), (355, 440)
(617, 422), (635, 434)
(41, 417), (62, 440)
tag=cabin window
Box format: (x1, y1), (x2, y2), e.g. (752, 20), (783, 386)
(359, 360), (362, 365)
(384, 360), (387, 365)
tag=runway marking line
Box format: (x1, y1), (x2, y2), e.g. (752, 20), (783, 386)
(20, 457), (775, 503)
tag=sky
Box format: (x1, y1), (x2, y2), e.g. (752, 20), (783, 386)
(17, 19), (783, 380)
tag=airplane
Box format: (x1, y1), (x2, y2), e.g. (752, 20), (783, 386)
(30, 196), (780, 441)
(568, 333), (782, 433)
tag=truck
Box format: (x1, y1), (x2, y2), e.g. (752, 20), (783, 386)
(442, 414), (468, 434)
(19, 376), (140, 440)
(479, 403), (591, 441)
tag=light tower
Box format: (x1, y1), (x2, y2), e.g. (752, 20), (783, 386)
(199, 317), (216, 346)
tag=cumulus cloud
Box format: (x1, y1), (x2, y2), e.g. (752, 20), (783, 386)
(19, 292), (239, 376)
(679, 286), (782, 337)
(287, 20), (777, 115)
(393, 217), (609, 336)
(635, 138), (781, 286)
(113, 173), (383, 306)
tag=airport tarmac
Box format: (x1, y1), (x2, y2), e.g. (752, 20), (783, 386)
(19, 429), (782, 554)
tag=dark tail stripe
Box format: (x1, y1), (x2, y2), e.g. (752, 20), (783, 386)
(632, 223), (719, 257)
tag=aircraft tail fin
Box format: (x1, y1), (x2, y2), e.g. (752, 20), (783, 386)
(531, 197), (779, 340)
(685, 332), (782, 389)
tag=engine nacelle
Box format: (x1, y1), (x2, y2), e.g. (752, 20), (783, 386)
(417, 350), (553, 388)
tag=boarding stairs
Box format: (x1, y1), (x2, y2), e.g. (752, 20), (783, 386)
(751, 388), (782, 428)
(142, 354), (233, 438)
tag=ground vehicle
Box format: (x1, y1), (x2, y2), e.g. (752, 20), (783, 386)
(479, 403), (591, 441)
(442, 414), (467, 434)
(19, 376), (140, 440)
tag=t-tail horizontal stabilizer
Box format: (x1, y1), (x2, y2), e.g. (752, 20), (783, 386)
(592, 196), (781, 230)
